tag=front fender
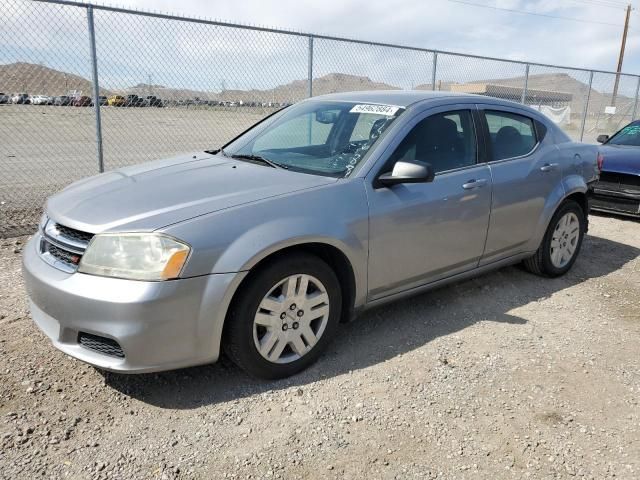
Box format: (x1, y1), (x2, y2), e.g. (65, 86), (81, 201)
(162, 180), (370, 304)
(216, 217), (361, 272)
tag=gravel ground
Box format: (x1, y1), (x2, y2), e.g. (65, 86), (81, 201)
(0, 214), (638, 479)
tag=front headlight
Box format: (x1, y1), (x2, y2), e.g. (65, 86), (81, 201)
(78, 233), (190, 281)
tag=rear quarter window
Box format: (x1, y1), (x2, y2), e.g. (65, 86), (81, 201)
(485, 110), (537, 161)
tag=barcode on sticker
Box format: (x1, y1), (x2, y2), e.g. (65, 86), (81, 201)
(350, 104), (400, 116)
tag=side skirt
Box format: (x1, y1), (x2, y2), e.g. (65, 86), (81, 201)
(356, 251), (535, 315)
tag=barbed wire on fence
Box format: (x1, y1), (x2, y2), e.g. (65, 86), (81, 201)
(1, 0), (639, 237)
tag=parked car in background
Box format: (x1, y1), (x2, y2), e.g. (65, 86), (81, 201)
(98, 96), (108, 106)
(53, 95), (72, 106)
(72, 96), (92, 107)
(107, 95), (126, 107)
(125, 94), (144, 107)
(11, 93), (30, 104)
(30, 95), (52, 105)
(0, 93), (9, 104)
(23, 91), (598, 379)
(592, 121), (640, 217)
(145, 95), (163, 107)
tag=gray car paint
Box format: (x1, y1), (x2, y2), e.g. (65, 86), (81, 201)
(365, 102), (493, 298)
(23, 90), (599, 373)
(47, 152), (337, 233)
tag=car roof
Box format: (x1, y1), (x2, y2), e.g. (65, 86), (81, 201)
(308, 89), (558, 122)
(308, 90), (474, 108)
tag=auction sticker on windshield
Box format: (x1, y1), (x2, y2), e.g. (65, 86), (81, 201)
(350, 104), (401, 116)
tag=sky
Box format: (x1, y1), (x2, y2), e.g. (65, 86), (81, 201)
(112, 0), (640, 74)
(3, 0), (640, 94)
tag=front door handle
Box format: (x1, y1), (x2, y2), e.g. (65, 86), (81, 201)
(462, 178), (488, 190)
(540, 163), (559, 172)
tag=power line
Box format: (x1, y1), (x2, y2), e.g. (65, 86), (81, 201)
(579, 0), (629, 7)
(566, 0), (628, 10)
(446, 0), (632, 28)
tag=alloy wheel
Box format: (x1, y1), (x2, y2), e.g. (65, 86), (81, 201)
(253, 274), (330, 364)
(550, 212), (580, 268)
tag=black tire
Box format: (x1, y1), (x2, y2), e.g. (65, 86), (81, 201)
(523, 200), (585, 277)
(223, 253), (342, 379)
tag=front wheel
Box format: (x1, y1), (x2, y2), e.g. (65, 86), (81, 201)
(523, 200), (585, 277)
(224, 253), (342, 379)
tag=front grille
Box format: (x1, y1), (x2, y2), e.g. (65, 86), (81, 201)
(597, 172), (640, 194)
(596, 172), (622, 191)
(591, 194), (640, 215)
(619, 173), (640, 194)
(78, 332), (125, 358)
(55, 224), (94, 244)
(46, 243), (81, 266)
(39, 219), (92, 273)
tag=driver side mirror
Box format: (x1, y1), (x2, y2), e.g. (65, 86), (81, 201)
(377, 160), (435, 188)
(597, 134), (609, 144)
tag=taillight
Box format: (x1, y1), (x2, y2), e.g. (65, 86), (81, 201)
(596, 152), (604, 171)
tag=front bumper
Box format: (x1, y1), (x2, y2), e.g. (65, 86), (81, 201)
(22, 233), (245, 373)
(590, 187), (640, 217)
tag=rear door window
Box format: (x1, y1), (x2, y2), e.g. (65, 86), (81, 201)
(484, 110), (537, 161)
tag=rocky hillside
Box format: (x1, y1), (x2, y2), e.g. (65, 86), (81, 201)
(0, 62), (111, 96)
(0, 62), (399, 102)
(417, 73), (635, 114)
(218, 73), (399, 103)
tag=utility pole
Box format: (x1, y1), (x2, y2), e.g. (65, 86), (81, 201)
(611, 3), (632, 106)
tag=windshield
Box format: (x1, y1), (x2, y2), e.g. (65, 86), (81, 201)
(607, 123), (640, 146)
(223, 100), (404, 177)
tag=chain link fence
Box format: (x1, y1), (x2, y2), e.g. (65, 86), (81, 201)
(2, 0), (639, 237)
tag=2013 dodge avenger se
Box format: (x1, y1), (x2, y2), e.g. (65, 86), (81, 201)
(23, 91), (599, 379)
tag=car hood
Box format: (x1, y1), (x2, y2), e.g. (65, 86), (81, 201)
(599, 145), (640, 176)
(46, 152), (337, 233)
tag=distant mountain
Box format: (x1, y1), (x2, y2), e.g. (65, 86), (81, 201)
(218, 73), (400, 103)
(98, 72), (399, 103)
(0, 62), (111, 96)
(417, 73), (635, 115)
(6, 62), (628, 117)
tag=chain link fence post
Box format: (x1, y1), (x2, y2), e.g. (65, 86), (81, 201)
(431, 52), (438, 91)
(306, 35), (314, 143)
(632, 76), (640, 121)
(580, 71), (594, 141)
(520, 64), (529, 105)
(86, 5), (104, 173)
(308, 35), (314, 98)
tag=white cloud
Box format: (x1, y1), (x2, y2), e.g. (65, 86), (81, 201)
(2, 0), (638, 92)
(111, 0), (638, 74)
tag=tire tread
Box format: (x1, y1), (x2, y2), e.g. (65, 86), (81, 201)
(223, 253), (341, 379)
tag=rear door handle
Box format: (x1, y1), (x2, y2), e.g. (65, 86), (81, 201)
(462, 178), (488, 190)
(540, 163), (559, 172)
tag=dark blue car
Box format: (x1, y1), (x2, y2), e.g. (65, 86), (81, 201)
(592, 121), (640, 217)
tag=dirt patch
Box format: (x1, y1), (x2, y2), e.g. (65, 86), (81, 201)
(0, 214), (638, 479)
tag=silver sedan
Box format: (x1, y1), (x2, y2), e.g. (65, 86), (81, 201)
(23, 90), (599, 379)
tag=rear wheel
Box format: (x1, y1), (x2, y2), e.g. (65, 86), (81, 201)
(523, 200), (585, 277)
(224, 253), (341, 379)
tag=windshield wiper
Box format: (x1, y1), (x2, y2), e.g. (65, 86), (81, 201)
(229, 153), (288, 169)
